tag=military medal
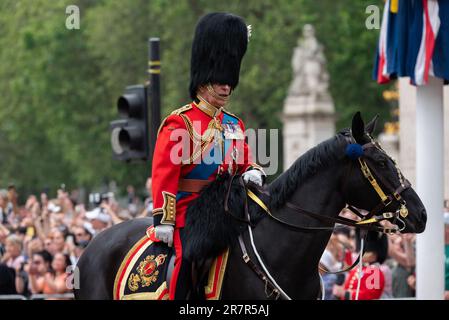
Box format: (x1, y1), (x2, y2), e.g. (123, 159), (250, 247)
(223, 121), (244, 140)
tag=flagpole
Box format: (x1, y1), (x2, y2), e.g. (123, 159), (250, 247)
(416, 76), (445, 300)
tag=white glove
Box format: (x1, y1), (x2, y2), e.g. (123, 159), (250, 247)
(155, 224), (174, 247)
(242, 169), (264, 186)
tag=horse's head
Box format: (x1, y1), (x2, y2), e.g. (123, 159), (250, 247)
(342, 112), (427, 234)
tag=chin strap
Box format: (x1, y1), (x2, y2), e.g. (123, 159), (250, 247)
(206, 83), (231, 102)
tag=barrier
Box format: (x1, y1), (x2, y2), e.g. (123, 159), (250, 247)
(0, 295), (27, 300)
(30, 293), (75, 300)
(0, 293), (74, 300)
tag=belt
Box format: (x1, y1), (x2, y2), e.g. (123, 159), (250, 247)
(178, 179), (212, 193)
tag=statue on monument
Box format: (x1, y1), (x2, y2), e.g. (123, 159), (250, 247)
(288, 24), (330, 100)
(282, 23), (335, 170)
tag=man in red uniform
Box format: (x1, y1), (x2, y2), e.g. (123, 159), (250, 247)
(333, 231), (388, 300)
(151, 12), (265, 300)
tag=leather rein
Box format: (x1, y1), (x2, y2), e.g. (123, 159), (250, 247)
(226, 134), (411, 236)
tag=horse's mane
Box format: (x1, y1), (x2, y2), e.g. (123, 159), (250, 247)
(268, 131), (348, 209)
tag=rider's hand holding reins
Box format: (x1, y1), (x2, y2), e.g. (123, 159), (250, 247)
(155, 225), (174, 247)
(242, 169), (265, 186)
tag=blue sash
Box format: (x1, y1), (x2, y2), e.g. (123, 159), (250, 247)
(177, 112), (239, 201)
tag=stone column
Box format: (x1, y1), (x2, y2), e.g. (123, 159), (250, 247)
(399, 77), (449, 300)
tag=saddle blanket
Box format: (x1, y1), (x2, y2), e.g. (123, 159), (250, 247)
(113, 226), (229, 300)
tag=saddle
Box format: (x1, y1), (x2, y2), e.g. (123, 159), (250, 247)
(113, 226), (229, 300)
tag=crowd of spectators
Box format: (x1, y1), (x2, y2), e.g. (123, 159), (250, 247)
(320, 207), (449, 300)
(0, 179), (152, 299)
(1, 179), (448, 300)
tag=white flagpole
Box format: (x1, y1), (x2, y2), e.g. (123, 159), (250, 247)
(416, 76), (445, 300)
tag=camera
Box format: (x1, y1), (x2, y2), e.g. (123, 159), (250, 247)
(88, 192), (115, 216)
(88, 192), (114, 206)
(86, 192), (114, 223)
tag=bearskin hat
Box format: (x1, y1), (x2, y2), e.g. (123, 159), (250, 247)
(189, 12), (248, 100)
(356, 230), (389, 264)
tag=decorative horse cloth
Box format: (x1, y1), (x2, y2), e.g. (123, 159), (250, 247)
(113, 226), (229, 300)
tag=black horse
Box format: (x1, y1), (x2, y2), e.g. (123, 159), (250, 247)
(74, 113), (426, 300)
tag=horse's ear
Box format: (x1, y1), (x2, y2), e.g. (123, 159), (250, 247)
(351, 112), (365, 143)
(365, 115), (379, 135)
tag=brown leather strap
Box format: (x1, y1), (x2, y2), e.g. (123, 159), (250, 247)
(238, 235), (281, 299)
(224, 174), (252, 225)
(318, 229), (367, 275)
(281, 202), (387, 233)
(178, 179), (211, 193)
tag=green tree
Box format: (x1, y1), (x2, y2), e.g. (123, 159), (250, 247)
(303, 0), (393, 129)
(0, 0), (393, 194)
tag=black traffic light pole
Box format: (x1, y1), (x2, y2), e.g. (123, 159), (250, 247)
(110, 38), (161, 168)
(148, 38), (161, 177)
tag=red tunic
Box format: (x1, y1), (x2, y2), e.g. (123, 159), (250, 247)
(342, 264), (385, 300)
(151, 100), (261, 229)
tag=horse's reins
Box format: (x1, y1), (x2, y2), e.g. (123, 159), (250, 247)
(245, 135), (411, 235)
(225, 133), (412, 299)
(224, 173), (254, 226)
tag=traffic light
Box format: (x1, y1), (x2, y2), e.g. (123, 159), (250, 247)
(110, 85), (149, 161)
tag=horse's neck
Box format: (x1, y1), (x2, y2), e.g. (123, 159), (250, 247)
(251, 165), (345, 298)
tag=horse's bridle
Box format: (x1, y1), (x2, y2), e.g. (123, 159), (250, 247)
(241, 133), (412, 235)
(347, 134), (411, 231)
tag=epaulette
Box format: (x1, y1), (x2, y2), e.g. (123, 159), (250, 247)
(157, 104), (193, 137)
(170, 104), (192, 115)
(222, 109), (241, 122)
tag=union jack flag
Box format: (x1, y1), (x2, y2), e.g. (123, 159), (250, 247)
(373, 0), (449, 85)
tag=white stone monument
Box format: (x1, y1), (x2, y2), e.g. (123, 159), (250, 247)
(282, 24), (336, 170)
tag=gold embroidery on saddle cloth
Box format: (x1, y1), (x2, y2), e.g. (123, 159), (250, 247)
(128, 254), (168, 292)
(113, 235), (151, 300)
(122, 282), (169, 300)
(113, 230), (172, 300)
